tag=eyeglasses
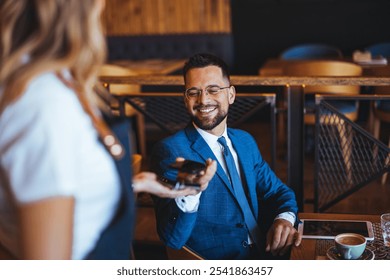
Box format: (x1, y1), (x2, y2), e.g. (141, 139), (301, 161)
(184, 85), (230, 100)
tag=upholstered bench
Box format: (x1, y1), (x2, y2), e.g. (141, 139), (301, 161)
(106, 33), (234, 69)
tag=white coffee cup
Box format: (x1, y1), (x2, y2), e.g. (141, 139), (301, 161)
(334, 233), (366, 260)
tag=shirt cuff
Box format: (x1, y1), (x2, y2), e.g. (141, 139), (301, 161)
(275, 211), (296, 226)
(175, 192), (202, 213)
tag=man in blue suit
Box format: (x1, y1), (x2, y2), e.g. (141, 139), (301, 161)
(151, 53), (302, 259)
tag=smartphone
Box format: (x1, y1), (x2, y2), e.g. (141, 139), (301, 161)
(298, 219), (375, 240)
(169, 160), (206, 175)
(158, 176), (201, 190)
(160, 160), (206, 190)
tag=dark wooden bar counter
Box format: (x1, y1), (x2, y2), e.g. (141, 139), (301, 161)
(100, 75), (390, 86)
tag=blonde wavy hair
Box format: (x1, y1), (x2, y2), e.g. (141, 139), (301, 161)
(0, 0), (106, 113)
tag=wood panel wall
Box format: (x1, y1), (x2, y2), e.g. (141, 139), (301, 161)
(103, 0), (231, 36)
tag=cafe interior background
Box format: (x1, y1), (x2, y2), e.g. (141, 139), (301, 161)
(101, 0), (390, 258)
(104, 0), (390, 74)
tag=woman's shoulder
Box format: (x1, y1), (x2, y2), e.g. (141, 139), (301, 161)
(0, 71), (90, 151)
(6, 72), (85, 125)
(24, 72), (78, 106)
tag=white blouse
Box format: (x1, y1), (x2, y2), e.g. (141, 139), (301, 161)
(0, 72), (121, 259)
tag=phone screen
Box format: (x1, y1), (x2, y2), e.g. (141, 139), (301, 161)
(302, 220), (371, 238)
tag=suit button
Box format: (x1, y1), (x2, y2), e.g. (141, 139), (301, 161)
(236, 223), (244, 228)
(169, 216), (177, 224)
(242, 241), (249, 248)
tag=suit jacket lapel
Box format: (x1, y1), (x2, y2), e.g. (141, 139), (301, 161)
(184, 124), (235, 195)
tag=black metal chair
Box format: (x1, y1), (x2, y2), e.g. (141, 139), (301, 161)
(314, 95), (390, 211)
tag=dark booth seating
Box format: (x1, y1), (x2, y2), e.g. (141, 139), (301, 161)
(106, 33), (235, 70)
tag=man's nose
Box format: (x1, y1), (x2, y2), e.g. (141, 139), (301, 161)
(197, 89), (210, 103)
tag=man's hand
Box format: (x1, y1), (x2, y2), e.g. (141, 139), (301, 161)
(176, 158), (217, 191)
(265, 219), (302, 256)
(132, 158), (217, 198)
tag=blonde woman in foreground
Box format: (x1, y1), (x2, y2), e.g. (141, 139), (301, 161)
(0, 0), (216, 260)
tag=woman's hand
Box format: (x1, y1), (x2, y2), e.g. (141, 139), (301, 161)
(132, 158), (217, 198)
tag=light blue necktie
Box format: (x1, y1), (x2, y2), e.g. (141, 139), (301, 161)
(218, 136), (262, 248)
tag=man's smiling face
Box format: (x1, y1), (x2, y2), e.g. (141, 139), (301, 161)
(184, 65), (235, 136)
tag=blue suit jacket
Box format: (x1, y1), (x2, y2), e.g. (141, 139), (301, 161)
(151, 124), (298, 259)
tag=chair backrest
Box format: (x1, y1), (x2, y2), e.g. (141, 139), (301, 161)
(283, 60), (362, 95)
(99, 64), (140, 94)
(280, 44), (343, 60)
(365, 42), (390, 57)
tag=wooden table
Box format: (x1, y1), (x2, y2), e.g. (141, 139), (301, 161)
(291, 213), (383, 260)
(110, 59), (186, 75)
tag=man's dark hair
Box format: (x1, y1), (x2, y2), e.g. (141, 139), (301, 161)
(183, 53), (230, 82)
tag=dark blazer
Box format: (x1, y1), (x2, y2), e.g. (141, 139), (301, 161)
(151, 124), (298, 259)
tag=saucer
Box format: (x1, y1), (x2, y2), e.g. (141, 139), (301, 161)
(326, 246), (375, 260)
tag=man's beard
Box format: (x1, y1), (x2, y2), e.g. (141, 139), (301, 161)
(191, 108), (228, 131)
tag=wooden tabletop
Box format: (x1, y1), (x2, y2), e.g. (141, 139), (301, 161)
(99, 74), (390, 87)
(109, 59), (186, 75)
(290, 213), (381, 260)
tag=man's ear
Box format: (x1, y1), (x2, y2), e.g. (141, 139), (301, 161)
(228, 86), (236, 104)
